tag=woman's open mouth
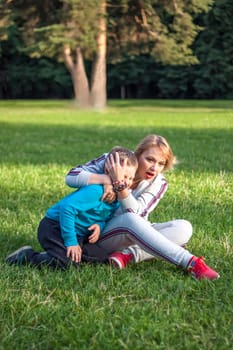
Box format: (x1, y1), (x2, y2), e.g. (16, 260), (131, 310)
(145, 171), (155, 179)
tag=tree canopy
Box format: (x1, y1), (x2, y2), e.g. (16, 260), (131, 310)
(2, 0), (232, 103)
(1, 0), (213, 107)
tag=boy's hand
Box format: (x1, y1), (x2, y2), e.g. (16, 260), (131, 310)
(66, 245), (82, 263)
(102, 184), (116, 203)
(88, 224), (101, 243)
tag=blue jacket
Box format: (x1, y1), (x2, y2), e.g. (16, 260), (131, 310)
(46, 185), (119, 247)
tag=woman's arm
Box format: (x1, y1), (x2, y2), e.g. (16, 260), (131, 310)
(65, 153), (110, 188)
(116, 175), (168, 219)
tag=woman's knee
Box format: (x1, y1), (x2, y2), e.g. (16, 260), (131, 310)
(154, 219), (193, 246)
(176, 219), (193, 244)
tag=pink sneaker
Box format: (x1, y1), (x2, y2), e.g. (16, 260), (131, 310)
(187, 256), (220, 280)
(109, 251), (133, 269)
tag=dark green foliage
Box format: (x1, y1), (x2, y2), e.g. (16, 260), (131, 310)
(0, 26), (72, 99)
(7, 56), (72, 99)
(0, 0), (232, 99)
(1, 58), (72, 99)
(193, 0), (233, 98)
(107, 55), (161, 98)
(107, 0), (213, 65)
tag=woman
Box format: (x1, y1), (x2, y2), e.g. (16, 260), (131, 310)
(66, 135), (219, 280)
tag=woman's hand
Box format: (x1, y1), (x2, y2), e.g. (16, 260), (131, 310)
(102, 184), (117, 203)
(105, 152), (127, 182)
(88, 224), (101, 243)
(66, 245), (82, 263)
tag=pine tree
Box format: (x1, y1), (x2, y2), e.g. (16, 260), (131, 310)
(1, 0), (213, 107)
(194, 0), (233, 98)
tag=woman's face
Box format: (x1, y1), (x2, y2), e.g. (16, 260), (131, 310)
(136, 146), (166, 181)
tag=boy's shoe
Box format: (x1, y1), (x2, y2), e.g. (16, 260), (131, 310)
(6, 246), (34, 265)
(109, 250), (133, 269)
(187, 256), (220, 281)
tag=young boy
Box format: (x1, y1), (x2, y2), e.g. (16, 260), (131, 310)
(6, 147), (138, 269)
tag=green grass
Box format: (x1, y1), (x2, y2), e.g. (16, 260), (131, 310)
(0, 99), (232, 350)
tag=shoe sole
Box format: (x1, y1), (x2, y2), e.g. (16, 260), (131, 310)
(5, 245), (33, 263)
(190, 271), (220, 281)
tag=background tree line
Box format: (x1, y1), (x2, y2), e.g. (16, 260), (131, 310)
(0, 0), (232, 106)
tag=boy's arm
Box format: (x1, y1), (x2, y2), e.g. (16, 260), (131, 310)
(59, 185), (105, 246)
(59, 204), (79, 247)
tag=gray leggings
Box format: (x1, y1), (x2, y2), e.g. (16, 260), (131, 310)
(98, 213), (193, 268)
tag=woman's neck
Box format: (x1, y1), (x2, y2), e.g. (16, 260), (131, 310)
(131, 176), (142, 189)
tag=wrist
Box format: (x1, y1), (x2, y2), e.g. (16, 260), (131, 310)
(112, 180), (127, 192)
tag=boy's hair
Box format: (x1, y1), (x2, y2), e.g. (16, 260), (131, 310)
(107, 146), (138, 168)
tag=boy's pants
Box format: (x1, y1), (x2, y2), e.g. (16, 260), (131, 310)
(26, 217), (109, 269)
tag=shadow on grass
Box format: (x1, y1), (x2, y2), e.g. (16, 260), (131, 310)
(108, 99), (233, 109)
(0, 122), (232, 173)
(1, 99), (233, 109)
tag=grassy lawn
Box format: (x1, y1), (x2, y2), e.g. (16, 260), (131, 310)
(0, 99), (232, 350)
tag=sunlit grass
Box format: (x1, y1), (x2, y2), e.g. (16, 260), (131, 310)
(0, 100), (232, 350)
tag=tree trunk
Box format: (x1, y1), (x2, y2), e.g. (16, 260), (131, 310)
(90, 0), (107, 109)
(73, 47), (90, 108)
(63, 1), (107, 110)
(63, 45), (90, 108)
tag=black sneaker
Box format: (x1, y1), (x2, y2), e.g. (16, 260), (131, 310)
(6, 246), (34, 265)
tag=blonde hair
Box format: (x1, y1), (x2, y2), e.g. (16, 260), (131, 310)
(134, 135), (176, 172)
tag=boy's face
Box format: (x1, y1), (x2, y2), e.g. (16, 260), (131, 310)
(123, 165), (137, 189)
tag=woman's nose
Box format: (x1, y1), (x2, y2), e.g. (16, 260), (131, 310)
(150, 163), (156, 171)
(150, 162), (160, 171)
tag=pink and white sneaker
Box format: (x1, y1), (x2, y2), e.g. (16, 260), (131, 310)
(109, 250), (133, 269)
(187, 256), (220, 280)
